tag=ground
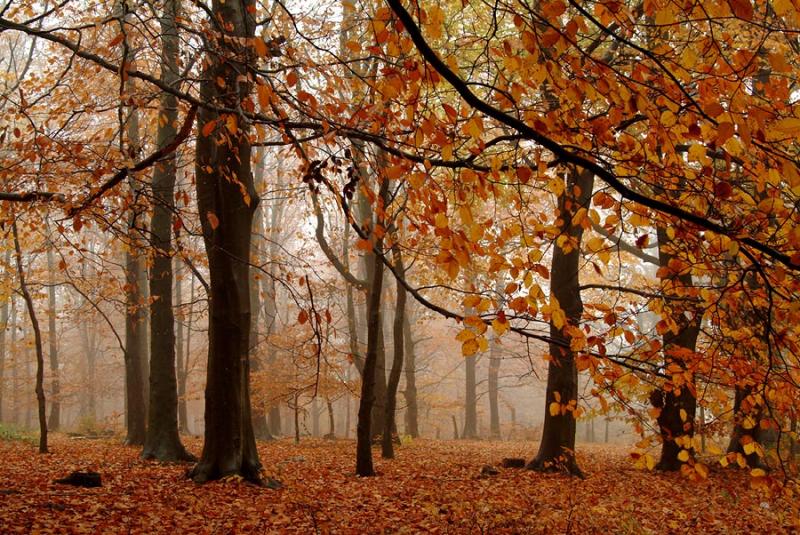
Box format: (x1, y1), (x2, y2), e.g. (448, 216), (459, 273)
(0, 434), (797, 533)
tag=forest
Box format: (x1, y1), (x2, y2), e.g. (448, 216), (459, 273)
(0, 0), (799, 532)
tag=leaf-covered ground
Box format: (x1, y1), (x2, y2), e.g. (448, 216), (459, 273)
(0, 435), (797, 533)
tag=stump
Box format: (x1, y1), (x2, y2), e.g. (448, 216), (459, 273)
(54, 471), (101, 488)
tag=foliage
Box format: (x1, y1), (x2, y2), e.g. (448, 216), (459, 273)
(0, 435), (797, 532)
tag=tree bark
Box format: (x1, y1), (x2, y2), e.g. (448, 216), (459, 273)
(121, 2), (148, 446)
(463, 354), (478, 438)
(356, 178), (389, 476)
(382, 246), (406, 458)
(45, 230), (60, 431)
(249, 146), (271, 441)
(142, 0), (192, 462)
(188, 0), (261, 483)
(527, 168), (594, 476)
(726, 385), (763, 468)
(0, 251), (9, 422)
(653, 226), (700, 471)
(12, 221), (47, 453)
(174, 258), (188, 433)
(402, 308), (418, 438)
(488, 333), (501, 439)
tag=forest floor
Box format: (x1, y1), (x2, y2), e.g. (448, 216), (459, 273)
(0, 434), (797, 534)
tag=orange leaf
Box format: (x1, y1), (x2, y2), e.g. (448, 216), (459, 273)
(201, 120), (217, 137)
(206, 211), (220, 230)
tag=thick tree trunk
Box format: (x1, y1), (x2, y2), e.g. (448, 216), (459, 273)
(142, 0), (192, 462)
(12, 221), (47, 453)
(726, 385), (763, 468)
(653, 227), (700, 471)
(528, 168), (593, 476)
(45, 237), (59, 431)
(189, 0), (261, 483)
(382, 247), (405, 458)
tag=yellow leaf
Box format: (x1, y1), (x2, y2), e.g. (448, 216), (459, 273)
(549, 402), (560, 417)
(456, 328), (476, 342)
(225, 114), (238, 134)
(645, 454), (656, 471)
(767, 117), (800, 140)
(462, 338), (479, 357)
(435, 212), (449, 229)
(491, 316), (509, 336)
(551, 307), (566, 330)
(679, 409), (687, 422)
(750, 468), (767, 477)
(695, 462), (709, 479)
(677, 449), (690, 462)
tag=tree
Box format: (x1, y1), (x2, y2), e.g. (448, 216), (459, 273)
(142, 0), (193, 462)
(527, 169), (593, 476)
(188, 0), (261, 483)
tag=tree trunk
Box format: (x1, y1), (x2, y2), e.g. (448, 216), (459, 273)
(249, 146), (271, 441)
(121, 2), (148, 446)
(402, 311), (418, 438)
(726, 385), (763, 468)
(653, 226), (700, 471)
(10, 299), (18, 425)
(175, 258), (188, 433)
(12, 221), (47, 453)
(462, 355), (478, 438)
(327, 397), (335, 437)
(45, 233), (60, 431)
(356, 178), (389, 476)
(0, 252), (9, 422)
(142, 0), (192, 462)
(488, 330), (501, 438)
(527, 168), (593, 476)
(188, 0), (261, 483)
(382, 246), (406, 458)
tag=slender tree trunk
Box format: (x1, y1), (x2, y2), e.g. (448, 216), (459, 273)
(175, 258), (188, 433)
(45, 231), (60, 431)
(188, 0), (261, 483)
(488, 335), (500, 439)
(463, 354), (478, 439)
(249, 148), (271, 441)
(0, 251), (9, 423)
(653, 226), (700, 471)
(12, 221), (47, 453)
(142, 0), (192, 462)
(11, 299), (18, 425)
(402, 311), (418, 438)
(382, 246), (406, 458)
(488, 278), (503, 439)
(326, 397), (335, 437)
(121, 3), (148, 445)
(356, 177), (389, 476)
(528, 168), (593, 476)
(312, 397), (321, 437)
